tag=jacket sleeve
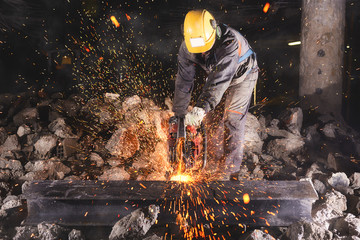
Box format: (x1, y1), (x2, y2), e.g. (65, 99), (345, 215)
(172, 42), (196, 117)
(195, 40), (239, 113)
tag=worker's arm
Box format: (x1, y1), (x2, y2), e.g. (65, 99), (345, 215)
(172, 42), (196, 117)
(195, 39), (239, 113)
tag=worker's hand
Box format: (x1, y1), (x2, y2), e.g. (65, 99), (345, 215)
(184, 107), (206, 127)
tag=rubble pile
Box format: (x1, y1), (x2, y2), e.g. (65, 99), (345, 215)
(0, 91), (359, 239)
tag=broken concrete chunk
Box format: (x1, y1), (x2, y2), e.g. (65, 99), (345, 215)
(313, 179), (327, 195)
(328, 172), (350, 191)
(68, 229), (85, 240)
(109, 205), (159, 240)
(321, 123), (337, 138)
(285, 220), (333, 240)
(0, 135), (20, 158)
(350, 172), (360, 189)
(244, 113), (264, 154)
(13, 226), (38, 240)
(37, 222), (65, 240)
(34, 135), (58, 159)
(0, 158), (23, 172)
(279, 107), (303, 135)
(105, 128), (139, 159)
(312, 190), (347, 229)
(266, 137), (304, 159)
(122, 95), (141, 112)
(17, 124), (31, 137)
(90, 152), (104, 167)
(24, 159), (71, 180)
(98, 167), (130, 181)
(13, 108), (38, 126)
(244, 229), (275, 240)
(1, 195), (22, 210)
(330, 213), (360, 237)
(48, 118), (76, 138)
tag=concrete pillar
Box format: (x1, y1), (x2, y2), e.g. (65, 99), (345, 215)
(299, 0), (345, 116)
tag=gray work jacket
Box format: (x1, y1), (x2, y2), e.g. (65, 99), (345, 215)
(173, 24), (255, 117)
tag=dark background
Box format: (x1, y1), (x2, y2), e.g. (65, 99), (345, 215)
(0, 0), (359, 130)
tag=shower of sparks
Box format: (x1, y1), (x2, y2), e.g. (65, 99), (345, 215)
(60, 2), (281, 239)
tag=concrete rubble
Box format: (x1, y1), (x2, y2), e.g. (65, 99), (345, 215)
(0, 92), (359, 239)
(109, 204), (160, 240)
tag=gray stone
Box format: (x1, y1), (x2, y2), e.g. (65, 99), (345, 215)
(48, 118), (76, 138)
(13, 226), (38, 240)
(122, 95), (141, 112)
(68, 229), (85, 240)
(328, 172), (350, 191)
(0, 158), (23, 171)
(321, 123), (337, 138)
(305, 163), (325, 179)
(312, 190), (347, 229)
(350, 172), (360, 189)
(89, 152), (104, 167)
(34, 135), (58, 159)
(0, 158), (23, 180)
(1, 195), (22, 210)
(270, 118), (280, 128)
(244, 229), (275, 240)
(13, 108), (38, 126)
(109, 205), (159, 240)
(330, 213), (360, 237)
(0, 135), (20, 158)
(37, 222), (65, 240)
(266, 136), (304, 159)
(244, 113), (264, 154)
(313, 179), (327, 195)
(105, 128), (139, 159)
(279, 107), (303, 135)
(98, 167), (130, 181)
(303, 124), (320, 144)
(24, 159), (71, 180)
(0, 169), (11, 181)
(17, 124), (31, 137)
(285, 220), (333, 240)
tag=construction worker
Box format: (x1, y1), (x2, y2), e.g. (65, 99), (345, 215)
(172, 9), (258, 180)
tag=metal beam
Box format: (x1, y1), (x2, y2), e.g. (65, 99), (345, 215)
(23, 180), (317, 227)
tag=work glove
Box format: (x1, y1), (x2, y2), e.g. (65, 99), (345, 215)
(184, 107), (206, 127)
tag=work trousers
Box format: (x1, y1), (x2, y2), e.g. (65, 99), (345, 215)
(205, 58), (258, 175)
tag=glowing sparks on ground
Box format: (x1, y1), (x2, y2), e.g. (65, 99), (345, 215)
(243, 193), (250, 204)
(110, 16), (120, 27)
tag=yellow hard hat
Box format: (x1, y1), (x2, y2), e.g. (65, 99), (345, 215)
(183, 10), (216, 53)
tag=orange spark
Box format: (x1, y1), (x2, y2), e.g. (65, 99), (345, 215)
(126, 13), (131, 21)
(139, 183), (147, 189)
(110, 16), (120, 27)
(243, 193), (250, 204)
(263, 2), (270, 13)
